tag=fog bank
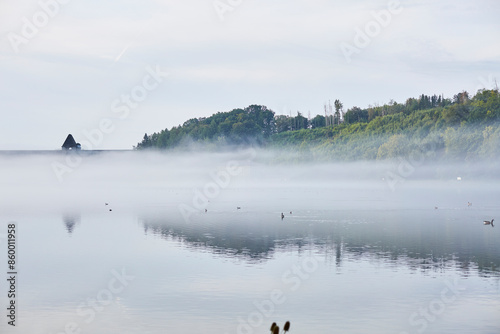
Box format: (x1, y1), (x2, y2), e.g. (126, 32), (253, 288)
(0, 149), (499, 216)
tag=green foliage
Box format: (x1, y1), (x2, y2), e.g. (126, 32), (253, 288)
(269, 89), (500, 162)
(135, 89), (500, 162)
(377, 134), (409, 160)
(137, 105), (275, 149)
(310, 114), (326, 128)
(344, 106), (368, 124)
(479, 125), (500, 158)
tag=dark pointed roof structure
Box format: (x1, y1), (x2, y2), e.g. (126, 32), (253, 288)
(62, 134), (80, 150)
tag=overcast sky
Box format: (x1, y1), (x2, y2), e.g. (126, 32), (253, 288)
(0, 0), (499, 149)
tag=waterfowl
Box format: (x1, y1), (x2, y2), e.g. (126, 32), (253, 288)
(484, 219), (494, 226)
(281, 213), (285, 220)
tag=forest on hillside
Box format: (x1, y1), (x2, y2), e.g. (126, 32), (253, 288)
(136, 89), (500, 162)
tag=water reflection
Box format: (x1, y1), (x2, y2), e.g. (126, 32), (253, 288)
(62, 212), (81, 234)
(141, 209), (500, 276)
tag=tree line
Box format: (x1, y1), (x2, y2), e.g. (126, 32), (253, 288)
(136, 89), (500, 161)
(137, 105), (275, 149)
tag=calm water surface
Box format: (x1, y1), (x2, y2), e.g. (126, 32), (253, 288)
(0, 152), (499, 334)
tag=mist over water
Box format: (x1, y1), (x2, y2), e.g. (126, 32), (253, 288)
(0, 149), (499, 334)
(1, 149), (499, 215)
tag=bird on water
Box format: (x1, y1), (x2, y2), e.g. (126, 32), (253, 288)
(484, 219), (494, 227)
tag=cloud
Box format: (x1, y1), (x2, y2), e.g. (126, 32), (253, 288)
(0, 0), (498, 149)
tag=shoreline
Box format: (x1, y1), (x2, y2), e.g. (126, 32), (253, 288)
(0, 150), (134, 156)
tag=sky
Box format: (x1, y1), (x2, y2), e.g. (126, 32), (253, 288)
(0, 0), (499, 150)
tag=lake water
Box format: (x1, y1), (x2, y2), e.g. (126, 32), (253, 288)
(0, 151), (499, 334)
